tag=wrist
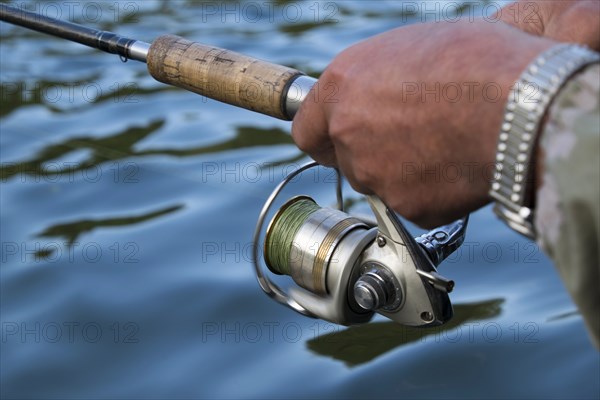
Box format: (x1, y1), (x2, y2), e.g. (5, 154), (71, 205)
(489, 44), (600, 238)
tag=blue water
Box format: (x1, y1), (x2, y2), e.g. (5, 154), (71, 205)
(1, 1), (598, 399)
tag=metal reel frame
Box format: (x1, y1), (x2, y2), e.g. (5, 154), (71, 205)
(251, 161), (343, 317)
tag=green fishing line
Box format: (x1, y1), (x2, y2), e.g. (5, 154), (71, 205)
(266, 197), (320, 275)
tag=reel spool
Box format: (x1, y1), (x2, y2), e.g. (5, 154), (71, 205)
(265, 196), (368, 295)
(252, 162), (468, 326)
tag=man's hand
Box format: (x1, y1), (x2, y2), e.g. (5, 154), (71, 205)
(496, 0), (600, 50)
(292, 20), (555, 228)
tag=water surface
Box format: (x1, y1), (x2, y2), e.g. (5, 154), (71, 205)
(1, 1), (598, 399)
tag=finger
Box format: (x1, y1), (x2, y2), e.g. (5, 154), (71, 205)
(494, 1), (545, 36)
(291, 80), (338, 166)
(333, 144), (374, 195)
(545, 2), (600, 51)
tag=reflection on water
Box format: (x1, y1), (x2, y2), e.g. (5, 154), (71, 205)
(307, 299), (503, 367)
(140, 126), (296, 158)
(0, 123), (301, 181)
(546, 310), (580, 322)
(0, 120), (165, 180)
(278, 20), (337, 36)
(36, 204), (183, 246)
(0, 79), (170, 117)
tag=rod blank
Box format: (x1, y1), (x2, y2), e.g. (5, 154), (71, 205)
(0, 4), (147, 61)
(0, 3), (315, 119)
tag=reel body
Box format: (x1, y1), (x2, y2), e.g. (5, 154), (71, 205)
(253, 163), (467, 327)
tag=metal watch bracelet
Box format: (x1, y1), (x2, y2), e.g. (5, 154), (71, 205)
(490, 44), (600, 239)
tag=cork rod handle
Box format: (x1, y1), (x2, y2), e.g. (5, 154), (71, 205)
(146, 34), (306, 120)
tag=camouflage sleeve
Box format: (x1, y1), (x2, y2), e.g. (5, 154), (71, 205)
(534, 63), (600, 347)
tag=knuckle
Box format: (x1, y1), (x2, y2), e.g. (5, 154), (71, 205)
(322, 57), (349, 85)
(352, 165), (377, 190)
(387, 197), (428, 227)
(345, 178), (366, 194)
(291, 124), (310, 152)
(328, 117), (347, 144)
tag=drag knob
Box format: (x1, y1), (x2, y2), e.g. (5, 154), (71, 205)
(353, 270), (398, 311)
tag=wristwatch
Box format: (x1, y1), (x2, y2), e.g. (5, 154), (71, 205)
(490, 44), (600, 239)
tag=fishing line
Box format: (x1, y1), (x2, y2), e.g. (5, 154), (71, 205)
(265, 196), (319, 275)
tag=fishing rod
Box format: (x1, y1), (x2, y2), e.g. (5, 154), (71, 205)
(1, 3), (469, 327)
(0, 3), (314, 120)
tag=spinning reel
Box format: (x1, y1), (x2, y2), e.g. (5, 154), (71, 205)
(252, 162), (468, 326)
